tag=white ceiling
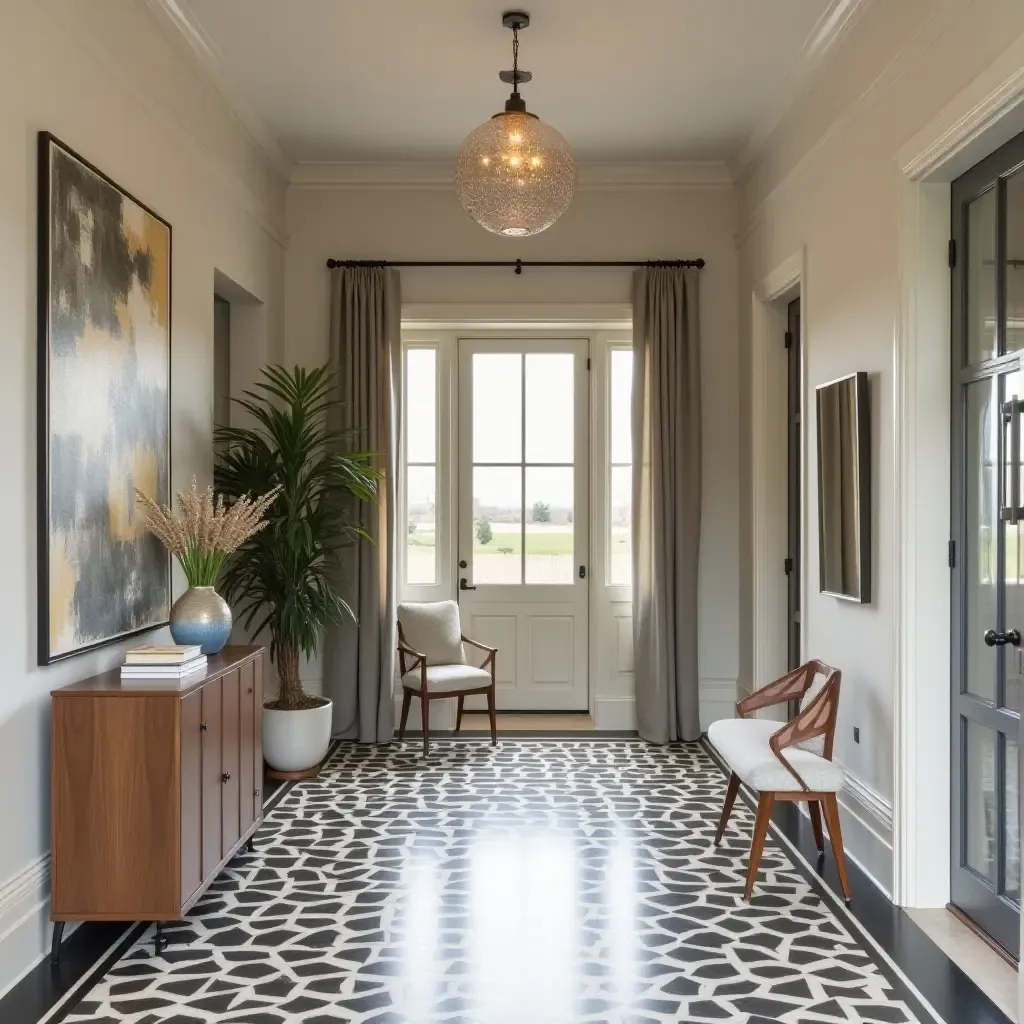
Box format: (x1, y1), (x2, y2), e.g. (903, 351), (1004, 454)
(152, 0), (862, 168)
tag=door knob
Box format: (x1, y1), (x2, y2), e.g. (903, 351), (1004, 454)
(222, 772), (232, 783)
(984, 628), (1021, 647)
(459, 577), (477, 591)
(459, 559), (468, 569)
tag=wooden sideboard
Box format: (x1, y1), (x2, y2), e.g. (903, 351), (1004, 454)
(49, 645), (265, 961)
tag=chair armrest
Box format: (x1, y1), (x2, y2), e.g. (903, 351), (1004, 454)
(397, 641), (425, 675)
(462, 635), (496, 668)
(462, 635), (496, 654)
(736, 665), (811, 717)
(767, 685), (837, 792)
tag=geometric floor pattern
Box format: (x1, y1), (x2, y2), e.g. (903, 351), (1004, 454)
(63, 740), (929, 1024)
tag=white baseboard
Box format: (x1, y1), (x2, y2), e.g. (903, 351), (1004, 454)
(835, 768), (895, 897)
(594, 696), (636, 730)
(699, 679), (737, 733)
(0, 853), (67, 1000)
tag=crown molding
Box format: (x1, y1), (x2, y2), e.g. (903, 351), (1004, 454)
(289, 160), (733, 192)
(142, 0), (292, 180)
(732, 0), (875, 181)
(734, 0), (971, 246)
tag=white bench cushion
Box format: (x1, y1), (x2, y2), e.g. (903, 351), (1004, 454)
(708, 718), (844, 793)
(402, 665), (491, 692)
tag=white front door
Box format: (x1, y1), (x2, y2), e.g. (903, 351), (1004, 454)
(457, 338), (590, 711)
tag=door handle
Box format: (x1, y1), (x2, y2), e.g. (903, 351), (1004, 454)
(222, 772), (232, 783)
(459, 577), (477, 591)
(1001, 398), (1022, 523)
(200, 722), (208, 732)
(984, 628), (1021, 647)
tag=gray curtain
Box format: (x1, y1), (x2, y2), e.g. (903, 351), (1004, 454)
(631, 267), (702, 744)
(323, 266), (401, 743)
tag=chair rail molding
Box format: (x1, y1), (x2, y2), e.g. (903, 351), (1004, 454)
(750, 249), (806, 692)
(892, 27), (1024, 910)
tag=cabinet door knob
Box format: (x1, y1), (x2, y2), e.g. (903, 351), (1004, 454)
(222, 772), (231, 783)
(247, 687), (253, 694)
(200, 722), (208, 732)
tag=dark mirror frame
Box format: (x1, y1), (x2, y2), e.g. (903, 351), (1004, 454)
(816, 371), (871, 603)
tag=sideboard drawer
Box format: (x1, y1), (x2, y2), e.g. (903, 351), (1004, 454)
(239, 660), (257, 835)
(201, 676), (223, 879)
(221, 668), (241, 856)
(180, 688), (203, 904)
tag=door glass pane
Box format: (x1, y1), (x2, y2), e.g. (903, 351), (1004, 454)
(610, 465), (632, 587)
(473, 466), (521, 584)
(525, 467), (573, 584)
(473, 353), (522, 462)
(610, 350), (633, 464)
(1007, 170), (1024, 354)
(406, 349), (436, 462)
(406, 466), (436, 585)
(964, 719), (999, 885)
(1006, 737), (1020, 904)
(525, 353), (573, 463)
(965, 378), (998, 703)
(967, 187), (998, 364)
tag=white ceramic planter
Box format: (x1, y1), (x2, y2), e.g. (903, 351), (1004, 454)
(263, 699), (333, 773)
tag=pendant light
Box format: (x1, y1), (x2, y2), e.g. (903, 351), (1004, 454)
(454, 11), (576, 237)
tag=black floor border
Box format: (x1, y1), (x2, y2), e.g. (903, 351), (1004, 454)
(0, 741), (339, 1024)
(700, 737), (1013, 1024)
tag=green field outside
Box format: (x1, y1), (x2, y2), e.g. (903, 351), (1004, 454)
(408, 528), (630, 556)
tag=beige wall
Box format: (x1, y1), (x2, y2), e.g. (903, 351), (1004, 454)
(284, 181), (742, 717)
(738, 0), (1024, 889)
(0, 0), (285, 992)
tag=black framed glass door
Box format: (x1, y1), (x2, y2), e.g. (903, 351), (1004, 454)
(951, 131), (1024, 956)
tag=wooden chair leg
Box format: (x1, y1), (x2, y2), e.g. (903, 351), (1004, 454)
(744, 792), (775, 901)
(822, 794), (852, 903)
(808, 801), (825, 854)
(715, 773), (741, 846)
(420, 691), (430, 756)
(486, 685), (497, 745)
(455, 695), (465, 733)
(398, 690), (412, 741)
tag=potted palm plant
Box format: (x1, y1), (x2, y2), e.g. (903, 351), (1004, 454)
(214, 364), (380, 775)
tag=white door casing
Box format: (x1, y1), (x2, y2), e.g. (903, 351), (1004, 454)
(456, 337), (590, 711)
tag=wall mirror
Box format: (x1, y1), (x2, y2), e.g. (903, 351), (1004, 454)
(816, 371), (870, 602)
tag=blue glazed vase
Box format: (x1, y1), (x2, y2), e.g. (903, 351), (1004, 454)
(169, 586), (232, 654)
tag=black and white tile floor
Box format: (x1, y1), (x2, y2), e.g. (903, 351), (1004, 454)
(52, 739), (943, 1024)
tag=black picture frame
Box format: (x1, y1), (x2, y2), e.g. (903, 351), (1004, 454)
(37, 131), (172, 665)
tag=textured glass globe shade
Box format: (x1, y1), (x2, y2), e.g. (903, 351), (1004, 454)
(454, 111), (576, 237)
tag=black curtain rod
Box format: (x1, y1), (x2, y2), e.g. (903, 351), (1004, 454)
(326, 257), (704, 275)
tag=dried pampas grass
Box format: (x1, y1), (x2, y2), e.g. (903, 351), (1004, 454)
(136, 479), (280, 587)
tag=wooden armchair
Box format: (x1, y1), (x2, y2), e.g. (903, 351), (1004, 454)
(707, 660), (851, 902)
(396, 601), (497, 755)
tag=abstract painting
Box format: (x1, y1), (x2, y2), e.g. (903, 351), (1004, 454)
(38, 133), (171, 664)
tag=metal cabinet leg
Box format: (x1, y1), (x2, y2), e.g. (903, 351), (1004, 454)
(50, 921), (65, 965)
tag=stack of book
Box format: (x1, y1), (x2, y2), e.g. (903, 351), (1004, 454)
(121, 645), (207, 684)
